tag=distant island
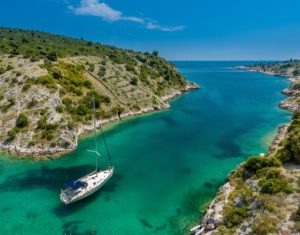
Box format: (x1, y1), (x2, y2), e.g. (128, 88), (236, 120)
(201, 61), (300, 235)
(0, 28), (198, 158)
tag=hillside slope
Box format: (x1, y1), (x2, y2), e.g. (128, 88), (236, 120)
(0, 28), (198, 157)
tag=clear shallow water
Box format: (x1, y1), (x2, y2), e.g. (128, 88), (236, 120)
(0, 62), (291, 234)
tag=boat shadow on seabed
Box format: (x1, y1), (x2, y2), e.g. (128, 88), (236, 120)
(0, 164), (122, 216)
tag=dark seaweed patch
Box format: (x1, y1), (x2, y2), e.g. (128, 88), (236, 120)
(203, 182), (214, 189)
(62, 220), (96, 235)
(140, 218), (153, 229)
(155, 223), (167, 232)
(179, 167), (191, 175)
(215, 137), (243, 159)
(26, 212), (37, 219)
(160, 116), (178, 126)
(1, 207), (10, 212)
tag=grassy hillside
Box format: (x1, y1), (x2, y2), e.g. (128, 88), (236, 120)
(0, 28), (196, 156)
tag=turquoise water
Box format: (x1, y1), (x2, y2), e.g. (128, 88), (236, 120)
(0, 62), (291, 234)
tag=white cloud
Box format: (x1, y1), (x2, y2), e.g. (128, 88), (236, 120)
(68, 0), (184, 32)
(68, 0), (142, 22)
(122, 16), (144, 23)
(146, 21), (186, 32)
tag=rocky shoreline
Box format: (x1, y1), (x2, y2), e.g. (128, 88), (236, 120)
(0, 82), (199, 159)
(236, 66), (300, 112)
(201, 123), (290, 234)
(200, 66), (299, 234)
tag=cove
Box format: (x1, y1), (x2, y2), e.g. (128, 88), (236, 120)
(0, 61), (291, 235)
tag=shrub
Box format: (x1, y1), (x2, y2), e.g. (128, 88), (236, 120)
(223, 204), (249, 228)
(276, 112), (300, 163)
(259, 178), (293, 194)
(7, 129), (17, 139)
(37, 117), (47, 129)
(98, 67), (106, 77)
(152, 50), (159, 57)
(0, 67), (5, 74)
(252, 214), (278, 235)
(130, 77), (138, 86)
(22, 83), (31, 91)
(52, 70), (62, 79)
(16, 113), (29, 128)
(293, 206), (300, 221)
(28, 141), (36, 147)
(50, 142), (57, 148)
(295, 222), (300, 232)
(88, 63), (95, 72)
(293, 69), (300, 77)
(61, 140), (71, 148)
(6, 65), (13, 71)
(67, 121), (76, 130)
(10, 77), (18, 84)
(243, 157), (281, 176)
(47, 51), (57, 61)
(42, 129), (54, 140)
(62, 97), (72, 106)
(257, 195), (276, 212)
(256, 168), (282, 179)
(40, 109), (47, 116)
(125, 64), (134, 72)
(55, 105), (64, 113)
(112, 106), (125, 116)
(83, 80), (92, 89)
(76, 104), (89, 116)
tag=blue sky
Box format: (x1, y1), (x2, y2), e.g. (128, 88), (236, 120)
(1, 0), (300, 60)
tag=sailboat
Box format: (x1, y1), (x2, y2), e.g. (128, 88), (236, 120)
(60, 97), (114, 205)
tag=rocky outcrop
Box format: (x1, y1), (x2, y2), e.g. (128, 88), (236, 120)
(202, 182), (233, 232)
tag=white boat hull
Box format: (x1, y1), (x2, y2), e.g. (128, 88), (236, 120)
(60, 167), (114, 205)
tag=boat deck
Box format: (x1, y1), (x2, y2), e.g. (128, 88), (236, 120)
(60, 167), (114, 204)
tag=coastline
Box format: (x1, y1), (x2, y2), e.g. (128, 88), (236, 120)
(0, 82), (199, 160)
(200, 66), (298, 234)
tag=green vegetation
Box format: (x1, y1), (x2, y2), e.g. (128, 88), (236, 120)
(217, 153), (295, 232)
(248, 59), (300, 75)
(7, 129), (17, 140)
(0, 28), (117, 60)
(243, 156), (281, 176)
(0, 27), (190, 154)
(0, 28), (186, 89)
(223, 204), (249, 228)
(293, 206), (300, 222)
(252, 213), (278, 235)
(37, 116), (59, 141)
(130, 77), (138, 86)
(276, 112), (300, 163)
(259, 178), (293, 194)
(16, 113), (29, 128)
(0, 97), (15, 112)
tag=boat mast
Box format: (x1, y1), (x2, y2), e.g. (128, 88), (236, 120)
(93, 96), (98, 172)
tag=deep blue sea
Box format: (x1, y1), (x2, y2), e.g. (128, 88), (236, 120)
(0, 61), (291, 234)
